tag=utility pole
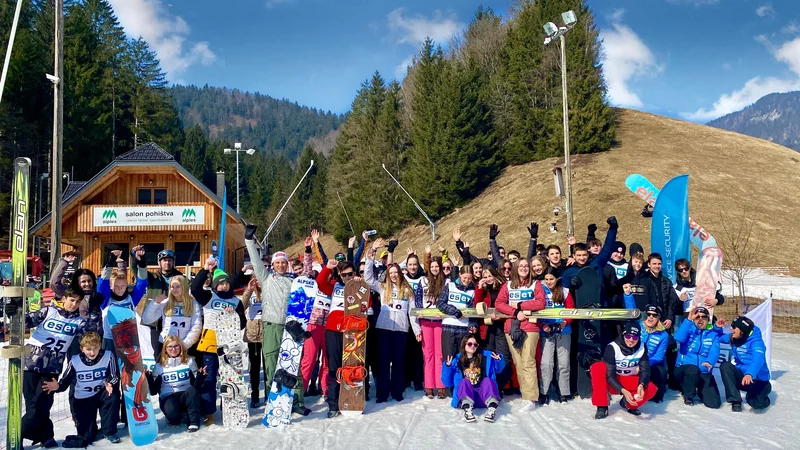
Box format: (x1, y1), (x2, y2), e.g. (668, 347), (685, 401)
(560, 32), (574, 237)
(49, 0), (64, 269)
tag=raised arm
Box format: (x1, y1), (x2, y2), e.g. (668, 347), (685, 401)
(488, 224), (501, 269)
(245, 225), (269, 285)
(363, 239), (384, 292)
(526, 222), (539, 260)
(49, 256), (72, 298)
(190, 260), (215, 306)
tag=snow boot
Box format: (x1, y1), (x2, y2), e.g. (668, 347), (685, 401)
(620, 398), (641, 416)
(538, 394), (550, 406)
(106, 434), (121, 444)
(188, 424), (200, 433)
(61, 436), (87, 448)
(425, 388), (434, 399)
(559, 395), (570, 403)
(595, 407), (608, 419)
(463, 405), (476, 423)
(683, 395), (695, 406)
(42, 439), (59, 448)
(437, 389), (447, 400)
(327, 410), (342, 419)
(732, 401), (743, 412)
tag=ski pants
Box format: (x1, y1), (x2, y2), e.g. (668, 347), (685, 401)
(325, 330), (344, 411)
(720, 361), (772, 410)
(263, 321), (305, 411)
(248, 342), (267, 402)
(300, 324), (328, 395)
(22, 371), (57, 443)
(102, 338), (127, 423)
(200, 352), (219, 415)
(505, 332), (540, 401)
(160, 387), (201, 426)
(376, 329), (407, 402)
(540, 333), (571, 397)
(420, 320), (444, 389)
(674, 365), (721, 408)
(406, 323), (424, 390)
(650, 363), (668, 402)
(484, 323), (512, 393)
(74, 389), (119, 441)
(589, 362), (657, 409)
(457, 378), (500, 410)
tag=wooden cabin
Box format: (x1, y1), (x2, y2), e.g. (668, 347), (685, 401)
(31, 143), (246, 277)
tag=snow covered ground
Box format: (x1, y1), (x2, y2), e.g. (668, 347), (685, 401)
(28, 333), (798, 450)
(721, 269), (800, 302)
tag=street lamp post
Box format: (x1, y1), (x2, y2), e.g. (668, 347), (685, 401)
(544, 10), (578, 237)
(223, 143), (256, 214)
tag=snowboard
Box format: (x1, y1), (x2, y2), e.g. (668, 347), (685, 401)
(107, 305), (158, 446)
(3, 157), (30, 450)
(693, 247), (724, 322)
(571, 267), (603, 399)
(263, 276), (316, 427)
(625, 174), (716, 251)
(410, 306), (640, 321)
(339, 280), (370, 415)
(216, 308), (250, 429)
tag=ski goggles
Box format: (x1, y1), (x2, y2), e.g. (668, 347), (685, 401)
(623, 334), (640, 341)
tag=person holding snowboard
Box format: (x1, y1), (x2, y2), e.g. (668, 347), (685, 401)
(494, 258), (546, 411)
(98, 250), (148, 350)
(590, 321), (658, 419)
(674, 259), (725, 322)
(442, 335), (504, 423)
(317, 258), (350, 417)
(43, 332), (120, 447)
(412, 256), (447, 399)
(717, 316), (772, 412)
(190, 258), (246, 425)
(141, 275), (202, 357)
(4, 288), (88, 448)
(146, 335), (206, 432)
(538, 267), (575, 405)
(673, 306), (722, 408)
(364, 238), (415, 403)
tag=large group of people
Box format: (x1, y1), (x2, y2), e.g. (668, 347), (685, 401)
(2, 217), (774, 448)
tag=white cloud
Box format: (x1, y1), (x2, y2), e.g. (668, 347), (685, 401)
(266, 0), (296, 8)
(683, 36), (800, 121)
(609, 9), (625, 22)
(756, 4), (775, 17)
(387, 8), (464, 46)
(108, 0), (216, 80)
(783, 21), (800, 34)
(600, 23), (660, 108)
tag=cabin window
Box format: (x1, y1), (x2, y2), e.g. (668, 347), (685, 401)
(153, 189), (167, 204)
(141, 243), (165, 266)
(102, 243), (130, 264)
(137, 189), (151, 204)
(175, 242), (201, 267)
(138, 188), (167, 204)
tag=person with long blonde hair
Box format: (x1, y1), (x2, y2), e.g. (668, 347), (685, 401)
(146, 335), (205, 432)
(364, 238), (415, 403)
(142, 275), (203, 355)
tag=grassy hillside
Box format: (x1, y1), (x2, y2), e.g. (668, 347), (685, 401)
(286, 109), (800, 275)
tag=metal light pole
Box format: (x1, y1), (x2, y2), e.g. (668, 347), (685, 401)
(544, 10), (577, 237)
(223, 143), (256, 214)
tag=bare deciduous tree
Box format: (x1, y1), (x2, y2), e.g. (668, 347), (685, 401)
(718, 208), (762, 315)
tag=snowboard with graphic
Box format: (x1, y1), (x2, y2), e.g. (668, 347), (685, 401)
(693, 247), (724, 320)
(262, 276), (316, 427)
(108, 306), (158, 446)
(339, 280), (370, 415)
(216, 308), (250, 429)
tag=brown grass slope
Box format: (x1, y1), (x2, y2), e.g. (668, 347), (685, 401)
(287, 109), (800, 275)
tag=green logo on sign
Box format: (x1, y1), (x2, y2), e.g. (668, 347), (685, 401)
(182, 208), (197, 219)
(102, 210), (117, 219)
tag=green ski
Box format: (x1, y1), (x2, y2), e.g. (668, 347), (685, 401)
(3, 157), (31, 450)
(410, 306), (639, 321)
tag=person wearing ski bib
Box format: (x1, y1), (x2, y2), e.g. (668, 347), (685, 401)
(538, 267), (575, 405)
(590, 321), (658, 419)
(317, 258), (350, 417)
(364, 240), (415, 404)
(43, 332), (121, 448)
(673, 306), (722, 408)
(404, 251), (426, 392)
(718, 316), (772, 412)
(140, 249), (185, 354)
(494, 258), (546, 411)
(299, 235), (333, 400)
(437, 266), (477, 360)
(412, 256), (446, 399)
(4, 288), (87, 448)
(146, 335), (206, 432)
(603, 241), (631, 307)
(97, 251), (148, 350)
(141, 275), (202, 356)
(190, 259), (245, 425)
(442, 335), (504, 423)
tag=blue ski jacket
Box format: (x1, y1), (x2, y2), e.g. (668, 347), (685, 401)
(721, 325), (770, 381)
(640, 321), (669, 366)
(674, 319), (721, 374)
(442, 350), (505, 408)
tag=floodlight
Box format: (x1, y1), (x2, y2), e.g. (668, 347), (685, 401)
(224, 148), (232, 154)
(234, 142), (242, 149)
(543, 22), (559, 37)
(562, 10), (577, 26)
(246, 148), (256, 155)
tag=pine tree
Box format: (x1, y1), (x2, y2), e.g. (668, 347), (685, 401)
(181, 125), (210, 182)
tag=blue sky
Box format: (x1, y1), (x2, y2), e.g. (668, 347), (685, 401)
(108, 0), (800, 122)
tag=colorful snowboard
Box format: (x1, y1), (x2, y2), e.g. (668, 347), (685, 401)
(216, 308), (250, 429)
(410, 306), (640, 321)
(339, 280), (370, 415)
(107, 305), (158, 446)
(571, 267), (604, 399)
(625, 174), (716, 251)
(693, 247), (724, 320)
(263, 276), (316, 427)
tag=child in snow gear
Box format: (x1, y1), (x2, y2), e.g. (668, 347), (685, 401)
(673, 306), (722, 408)
(141, 275), (202, 356)
(146, 335), (205, 431)
(412, 256), (447, 399)
(43, 332), (120, 448)
(590, 321), (658, 419)
(538, 267), (574, 405)
(437, 263), (478, 397)
(718, 316), (772, 411)
(442, 335), (504, 423)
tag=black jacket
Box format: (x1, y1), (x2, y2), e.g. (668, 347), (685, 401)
(602, 335), (651, 392)
(629, 267), (658, 312)
(648, 271), (681, 324)
(675, 269), (725, 311)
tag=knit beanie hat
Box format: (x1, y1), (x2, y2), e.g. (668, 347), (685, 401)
(614, 241), (627, 255)
(731, 316), (754, 336)
(272, 251), (288, 264)
(623, 321), (641, 338)
(212, 269), (230, 290)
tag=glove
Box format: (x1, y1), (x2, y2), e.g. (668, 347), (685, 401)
(587, 223), (597, 235)
(245, 224), (258, 241)
(527, 222), (539, 239)
(489, 224), (499, 240)
(571, 277), (582, 288)
(106, 254), (116, 268)
(552, 323), (562, 334)
(4, 301), (18, 317)
(137, 255), (147, 269)
(387, 240), (399, 253)
(607, 216), (618, 229)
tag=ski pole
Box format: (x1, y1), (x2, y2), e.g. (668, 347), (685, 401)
(261, 160), (315, 247)
(0, 0), (24, 104)
(382, 164), (435, 241)
(336, 190), (355, 235)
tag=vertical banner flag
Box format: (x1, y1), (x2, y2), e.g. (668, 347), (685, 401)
(650, 174), (690, 284)
(218, 185), (227, 271)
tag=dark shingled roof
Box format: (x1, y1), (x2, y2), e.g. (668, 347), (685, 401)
(62, 181), (86, 201)
(116, 142), (174, 161)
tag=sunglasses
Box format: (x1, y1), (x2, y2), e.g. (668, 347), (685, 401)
(166, 345), (182, 350)
(678, 267), (690, 273)
(359, 270), (365, 275)
(624, 334), (640, 341)
(645, 312), (660, 318)
(503, 267), (512, 271)
(340, 272), (355, 278)
(465, 342), (479, 348)
(696, 315), (709, 320)
(443, 266), (452, 270)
